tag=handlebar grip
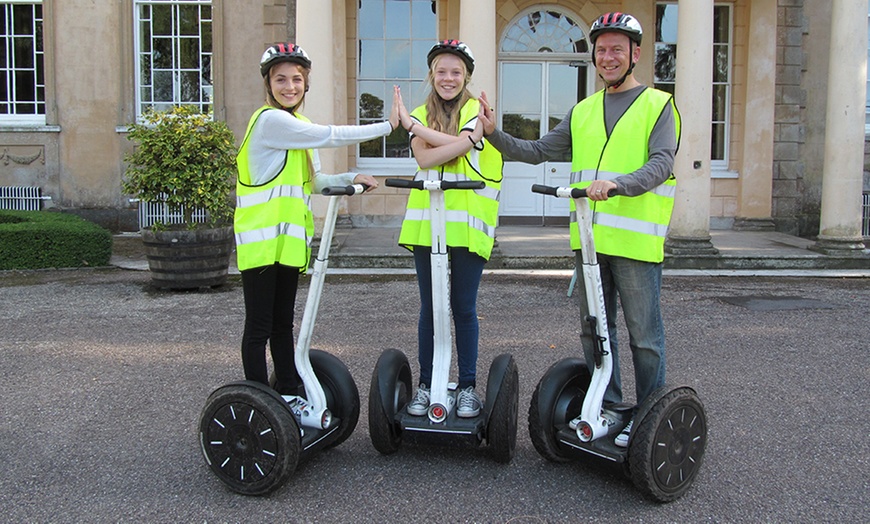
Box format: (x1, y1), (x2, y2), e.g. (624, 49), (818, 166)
(531, 184), (559, 196)
(321, 184), (368, 196)
(442, 180), (485, 190)
(385, 178), (424, 190)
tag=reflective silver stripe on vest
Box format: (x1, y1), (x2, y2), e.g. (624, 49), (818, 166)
(413, 170), (500, 202)
(569, 210), (670, 238)
(403, 207), (496, 238)
(235, 221), (310, 247)
(570, 170), (676, 198)
(237, 184), (307, 208)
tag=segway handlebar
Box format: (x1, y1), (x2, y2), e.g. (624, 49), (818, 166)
(531, 183), (616, 198)
(322, 184), (369, 196)
(386, 178), (485, 191)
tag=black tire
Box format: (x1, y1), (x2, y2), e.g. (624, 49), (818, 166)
(368, 349), (412, 455)
(487, 354), (519, 463)
(527, 358), (590, 463)
(199, 382), (300, 496)
(629, 387), (707, 503)
(310, 349), (360, 450)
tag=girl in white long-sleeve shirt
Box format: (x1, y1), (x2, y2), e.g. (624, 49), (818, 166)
(235, 43), (401, 400)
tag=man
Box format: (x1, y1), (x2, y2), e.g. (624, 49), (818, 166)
(479, 12), (680, 448)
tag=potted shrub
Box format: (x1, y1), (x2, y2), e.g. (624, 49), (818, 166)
(123, 105), (237, 289)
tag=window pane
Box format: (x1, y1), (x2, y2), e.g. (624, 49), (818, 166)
(359, 84), (387, 120)
(180, 38), (200, 69)
(656, 4), (679, 43)
(359, 0), (384, 39)
(179, 5), (200, 36)
(502, 63), (541, 114)
(712, 84), (727, 122)
(655, 43), (676, 83)
(503, 114), (541, 142)
(12, 5), (32, 36)
(359, 40), (385, 78)
(713, 44), (728, 83)
(385, 40), (410, 78)
(153, 38), (172, 69)
(713, 6), (730, 44)
(711, 122), (725, 161)
(385, 0), (410, 39)
(411, 0), (434, 36)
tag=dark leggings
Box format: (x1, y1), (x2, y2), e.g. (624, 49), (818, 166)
(240, 263), (302, 395)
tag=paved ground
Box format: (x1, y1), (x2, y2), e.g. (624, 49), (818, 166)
(1, 267), (868, 522)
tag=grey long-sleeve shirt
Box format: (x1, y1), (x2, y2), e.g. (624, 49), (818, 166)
(485, 85), (677, 196)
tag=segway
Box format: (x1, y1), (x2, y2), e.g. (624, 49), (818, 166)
(527, 184), (707, 502)
(198, 184), (365, 496)
(368, 177), (518, 463)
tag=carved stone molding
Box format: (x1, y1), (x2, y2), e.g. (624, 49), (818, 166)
(0, 146), (44, 165)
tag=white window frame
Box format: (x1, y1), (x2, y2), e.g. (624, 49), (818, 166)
(0, 0), (45, 126)
(132, 0), (213, 120)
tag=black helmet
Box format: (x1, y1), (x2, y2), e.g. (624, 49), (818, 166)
(589, 12), (643, 46)
(259, 42), (312, 77)
(426, 40), (475, 74)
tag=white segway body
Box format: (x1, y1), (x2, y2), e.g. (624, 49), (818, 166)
(368, 175), (518, 463)
(198, 185), (364, 495)
(527, 184), (707, 502)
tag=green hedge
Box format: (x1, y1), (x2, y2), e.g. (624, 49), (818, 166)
(0, 210), (112, 270)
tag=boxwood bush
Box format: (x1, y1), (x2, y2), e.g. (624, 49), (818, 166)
(0, 210), (112, 270)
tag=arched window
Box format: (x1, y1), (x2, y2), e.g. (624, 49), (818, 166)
(500, 10), (588, 55)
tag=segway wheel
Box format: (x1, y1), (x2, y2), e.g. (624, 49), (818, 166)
(528, 358), (590, 463)
(486, 354), (519, 463)
(629, 387), (707, 502)
(368, 349), (413, 455)
(310, 349), (361, 450)
(199, 382), (300, 496)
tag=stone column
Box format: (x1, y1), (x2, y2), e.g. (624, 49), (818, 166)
(665, 0), (718, 255)
(459, 0), (496, 98)
(813, 0), (869, 254)
(735, 0), (776, 231)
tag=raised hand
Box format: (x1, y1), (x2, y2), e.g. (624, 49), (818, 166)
(478, 91), (496, 135)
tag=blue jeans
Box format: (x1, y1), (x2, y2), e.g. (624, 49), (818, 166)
(414, 246), (485, 389)
(575, 252), (666, 406)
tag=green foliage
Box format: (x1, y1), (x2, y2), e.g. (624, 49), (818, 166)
(122, 105), (237, 227)
(0, 210), (112, 270)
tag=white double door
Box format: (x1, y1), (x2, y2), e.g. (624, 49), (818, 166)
(497, 60), (592, 224)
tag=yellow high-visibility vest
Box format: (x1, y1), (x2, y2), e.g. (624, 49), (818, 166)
(398, 98), (504, 260)
(234, 106), (314, 271)
(569, 88), (681, 263)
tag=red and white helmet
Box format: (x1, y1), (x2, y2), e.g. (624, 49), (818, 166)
(589, 12), (643, 46)
(260, 42), (311, 77)
(426, 39), (475, 74)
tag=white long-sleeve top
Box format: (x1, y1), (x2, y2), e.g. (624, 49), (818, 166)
(246, 108), (392, 189)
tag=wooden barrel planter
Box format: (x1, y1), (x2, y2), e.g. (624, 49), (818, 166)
(142, 225), (234, 289)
